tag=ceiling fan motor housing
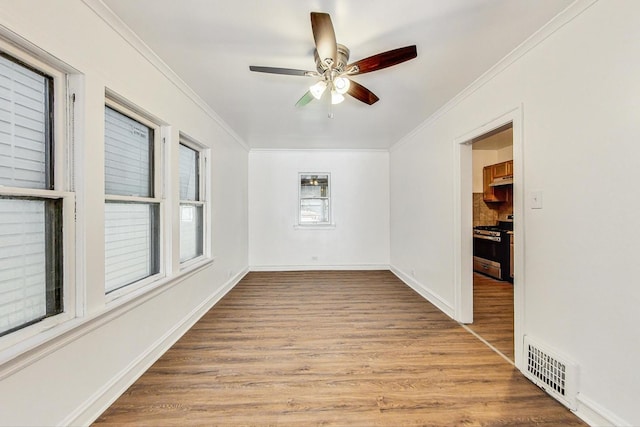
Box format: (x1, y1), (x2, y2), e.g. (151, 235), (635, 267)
(315, 44), (350, 74)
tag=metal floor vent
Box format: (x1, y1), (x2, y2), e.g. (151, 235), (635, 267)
(523, 336), (578, 410)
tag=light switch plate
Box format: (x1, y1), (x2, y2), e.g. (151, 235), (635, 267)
(530, 191), (543, 209)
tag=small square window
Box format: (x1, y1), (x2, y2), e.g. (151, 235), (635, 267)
(299, 173), (330, 225)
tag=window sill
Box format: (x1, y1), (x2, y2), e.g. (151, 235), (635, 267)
(293, 223), (336, 230)
(105, 257), (215, 307)
(0, 257), (216, 379)
(180, 255), (210, 271)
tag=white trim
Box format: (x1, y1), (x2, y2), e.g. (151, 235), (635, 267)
(293, 224), (336, 230)
(178, 135), (211, 266)
(61, 266), (248, 427)
(250, 264), (389, 272)
(81, 0), (249, 152)
(0, 188), (74, 199)
(390, 0), (598, 153)
(250, 148), (390, 153)
(104, 194), (162, 204)
(0, 42), (78, 353)
(105, 95), (165, 128)
(68, 74), (87, 320)
(389, 266), (455, 319)
(574, 393), (633, 427)
(103, 96), (167, 297)
(179, 254), (211, 272)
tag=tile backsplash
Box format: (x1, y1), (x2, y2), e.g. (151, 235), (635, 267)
(473, 193), (513, 227)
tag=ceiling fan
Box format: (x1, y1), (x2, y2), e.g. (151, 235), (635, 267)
(249, 12), (417, 109)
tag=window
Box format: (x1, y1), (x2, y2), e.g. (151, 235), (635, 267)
(104, 103), (161, 294)
(0, 52), (64, 337)
(179, 140), (205, 263)
(299, 173), (330, 225)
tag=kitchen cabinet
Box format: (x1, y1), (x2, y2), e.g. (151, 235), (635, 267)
(492, 160), (512, 178)
(473, 256), (502, 280)
(482, 160), (513, 203)
(483, 165), (506, 202)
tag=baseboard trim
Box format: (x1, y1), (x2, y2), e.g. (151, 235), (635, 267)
(389, 266), (455, 319)
(574, 393), (632, 427)
(63, 267), (249, 426)
(249, 264), (390, 272)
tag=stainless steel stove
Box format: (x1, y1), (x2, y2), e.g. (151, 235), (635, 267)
(473, 220), (512, 281)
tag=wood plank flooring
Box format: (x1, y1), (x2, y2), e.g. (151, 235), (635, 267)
(468, 272), (515, 361)
(93, 270), (583, 426)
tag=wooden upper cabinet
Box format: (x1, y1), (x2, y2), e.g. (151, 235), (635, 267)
(482, 166), (496, 202)
(492, 160), (513, 178)
(482, 160), (512, 203)
(483, 165), (506, 202)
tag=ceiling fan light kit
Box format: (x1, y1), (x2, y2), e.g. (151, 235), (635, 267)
(249, 12), (417, 115)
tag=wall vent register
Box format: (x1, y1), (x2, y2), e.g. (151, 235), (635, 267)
(523, 335), (578, 410)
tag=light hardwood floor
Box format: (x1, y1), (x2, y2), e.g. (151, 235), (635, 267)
(468, 272), (515, 361)
(94, 270), (583, 426)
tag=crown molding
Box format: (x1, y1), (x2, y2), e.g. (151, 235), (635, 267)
(81, 0), (250, 152)
(390, 0), (599, 152)
(249, 148), (390, 154)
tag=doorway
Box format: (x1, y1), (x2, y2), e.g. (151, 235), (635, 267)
(468, 124), (514, 361)
(453, 107), (524, 369)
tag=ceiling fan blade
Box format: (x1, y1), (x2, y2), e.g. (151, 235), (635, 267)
(295, 91), (315, 107)
(249, 66), (315, 76)
(346, 80), (379, 105)
(348, 45), (417, 75)
(310, 12), (337, 67)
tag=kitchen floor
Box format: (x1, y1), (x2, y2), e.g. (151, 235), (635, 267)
(468, 272), (514, 361)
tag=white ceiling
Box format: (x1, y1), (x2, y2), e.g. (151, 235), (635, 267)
(102, 0), (572, 150)
(473, 127), (513, 151)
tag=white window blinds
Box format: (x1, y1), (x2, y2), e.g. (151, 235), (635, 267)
(0, 199), (46, 334)
(104, 105), (159, 293)
(0, 52), (61, 337)
(104, 106), (152, 197)
(299, 174), (330, 224)
(104, 202), (158, 292)
(179, 143), (203, 263)
(179, 144), (198, 200)
(0, 54), (49, 189)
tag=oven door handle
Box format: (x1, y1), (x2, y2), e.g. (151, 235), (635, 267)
(474, 234), (501, 242)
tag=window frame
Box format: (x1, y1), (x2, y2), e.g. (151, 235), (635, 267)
(178, 135), (209, 268)
(298, 172), (332, 226)
(0, 41), (76, 350)
(103, 98), (164, 300)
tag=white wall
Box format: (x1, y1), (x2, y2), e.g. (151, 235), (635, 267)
(249, 150), (389, 270)
(390, 1), (640, 425)
(0, 1), (248, 425)
(472, 148), (513, 192)
(471, 150), (498, 193)
(496, 146), (513, 163)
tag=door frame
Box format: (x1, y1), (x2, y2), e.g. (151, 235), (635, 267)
(452, 105), (525, 369)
